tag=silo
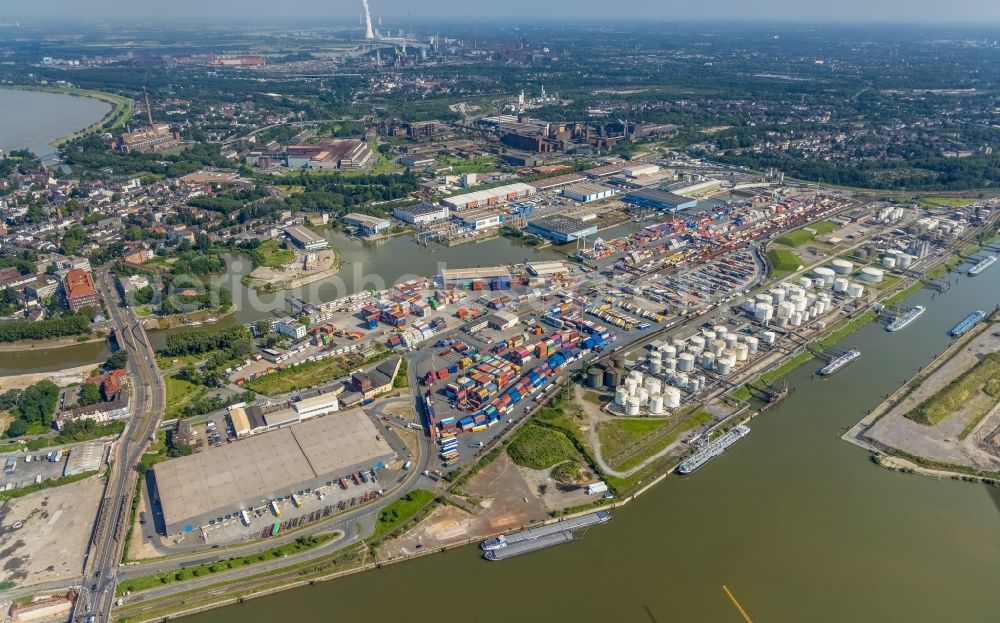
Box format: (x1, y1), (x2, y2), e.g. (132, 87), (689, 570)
(650, 396), (665, 416)
(833, 278), (849, 293)
(603, 367), (621, 389)
(587, 367), (604, 389)
(716, 357), (734, 376)
(831, 259), (853, 274)
(626, 399), (641, 417)
(847, 282), (865, 298)
(859, 267), (884, 283)
(615, 387), (629, 406)
(677, 353), (695, 372)
(664, 387), (681, 409)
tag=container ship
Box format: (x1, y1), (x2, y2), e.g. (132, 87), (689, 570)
(950, 310), (986, 337)
(886, 305), (925, 332)
(968, 256), (997, 277)
(677, 424), (750, 475)
(480, 511), (611, 561)
(818, 349), (861, 376)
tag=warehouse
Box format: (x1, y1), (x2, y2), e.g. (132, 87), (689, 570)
(284, 225), (329, 251)
(152, 409), (395, 535)
(526, 261), (570, 278)
(393, 203), (450, 225)
(622, 188), (698, 212)
(528, 173), (587, 192)
(454, 208), (503, 232)
(526, 215), (598, 243)
(63, 441), (107, 476)
(343, 213), (391, 236)
(293, 393), (341, 419)
(488, 310), (521, 331)
(439, 266), (511, 288)
(441, 183), (536, 211)
(562, 182), (617, 203)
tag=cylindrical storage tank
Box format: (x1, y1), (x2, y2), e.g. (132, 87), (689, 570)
(701, 352), (716, 370)
(799, 276), (813, 290)
(859, 267), (884, 283)
(790, 312), (803, 326)
(897, 253), (914, 269)
(770, 288), (786, 305)
(756, 293), (773, 305)
(716, 357), (734, 376)
(725, 334), (739, 349)
(615, 387), (629, 406)
(709, 339), (726, 356)
(847, 282), (865, 298)
(698, 375), (708, 390)
(792, 296), (807, 312)
(882, 256), (897, 269)
(689, 376), (701, 392)
(663, 358), (677, 373)
(625, 378), (638, 395)
(663, 387), (681, 409)
(630, 370), (644, 386)
(637, 387), (649, 407)
(777, 301), (795, 319)
(645, 378), (661, 395)
(689, 335), (706, 352)
(674, 373), (689, 389)
(745, 336), (759, 353)
(703, 330), (717, 342)
(754, 303), (774, 323)
(677, 353), (695, 372)
(714, 325), (729, 338)
(660, 344), (677, 359)
(613, 355), (627, 370)
(833, 278), (849, 293)
(813, 266), (835, 286)
(587, 368), (604, 389)
(650, 396), (664, 416)
(853, 248), (869, 261)
(831, 259), (854, 274)
(761, 330), (777, 345)
(626, 399), (641, 417)
(604, 367), (621, 389)
(650, 359), (662, 375)
(735, 343), (749, 362)
(741, 299), (756, 313)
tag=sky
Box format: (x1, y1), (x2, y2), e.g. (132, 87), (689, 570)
(6, 0), (1000, 24)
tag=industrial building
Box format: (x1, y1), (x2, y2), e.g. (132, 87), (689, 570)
(622, 188), (698, 212)
(152, 409), (395, 535)
(286, 139), (374, 171)
(276, 319), (307, 340)
(562, 182), (617, 203)
(526, 215), (599, 243)
(487, 310), (520, 331)
(453, 208), (503, 232)
(342, 213), (391, 236)
(439, 266), (511, 288)
(284, 225), (329, 251)
(293, 393), (341, 419)
(441, 183), (536, 211)
(526, 261), (570, 278)
(63, 441), (107, 476)
(529, 173), (587, 192)
(393, 203), (450, 225)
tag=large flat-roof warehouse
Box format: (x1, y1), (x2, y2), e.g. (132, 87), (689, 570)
(153, 409), (395, 535)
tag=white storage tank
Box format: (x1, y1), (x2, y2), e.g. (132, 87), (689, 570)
(761, 330), (777, 345)
(637, 387), (649, 407)
(754, 303), (774, 323)
(660, 344), (677, 359)
(741, 299), (756, 313)
(847, 282), (865, 298)
(674, 373), (690, 389)
(831, 259), (854, 275)
(626, 399), (641, 417)
(625, 378), (638, 395)
(630, 370), (644, 386)
(859, 267), (884, 283)
(716, 357), (734, 376)
(689, 335), (706, 352)
(709, 339), (726, 356)
(735, 343), (749, 362)
(813, 266), (836, 287)
(615, 387), (629, 406)
(677, 353), (695, 372)
(650, 396), (665, 416)
(745, 336), (759, 353)
(724, 334), (739, 349)
(714, 325), (729, 338)
(701, 352), (716, 370)
(897, 253), (914, 269)
(645, 378), (661, 396)
(770, 289), (786, 305)
(792, 296), (808, 312)
(663, 358), (677, 373)
(790, 312), (803, 327)
(649, 359), (662, 375)
(777, 301), (796, 319)
(756, 293), (773, 305)
(833, 278), (849, 293)
(663, 387), (681, 409)
(882, 255), (897, 269)
(799, 276), (813, 290)
(703, 330), (717, 342)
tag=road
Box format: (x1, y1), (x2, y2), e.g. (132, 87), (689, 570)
(73, 270), (166, 622)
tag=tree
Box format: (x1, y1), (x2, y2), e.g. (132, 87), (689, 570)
(106, 350), (129, 370)
(80, 383), (102, 406)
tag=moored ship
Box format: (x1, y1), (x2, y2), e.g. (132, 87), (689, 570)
(818, 349), (861, 376)
(887, 306), (925, 332)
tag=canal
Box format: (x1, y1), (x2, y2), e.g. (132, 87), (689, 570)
(182, 255), (1000, 622)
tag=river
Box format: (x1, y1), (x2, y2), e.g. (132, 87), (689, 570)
(0, 88), (111, 163)
(183, 256), (1000, 622)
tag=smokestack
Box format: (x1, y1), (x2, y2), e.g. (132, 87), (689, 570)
(362, 0), (375, 40)
(143, 87), (154, 127)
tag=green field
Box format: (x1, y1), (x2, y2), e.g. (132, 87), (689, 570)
(767, 249), (803, 279)
(507, 422), (583, 470)
(244, 348), (390, 396)
(249, 239), (296, 269)
(906, 353), (1000, 427)
(165, 374), (206, 419)
(597, 418), (671, 461)
(918, 196), (975, 209)
(774, 220), (839, 248)
(373, 490), (435, 539)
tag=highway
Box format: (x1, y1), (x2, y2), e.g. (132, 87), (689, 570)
(74, 270), (166, 622)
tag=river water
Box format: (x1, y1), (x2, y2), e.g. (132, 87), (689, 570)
(183, 255), (1000, 622)
(0, 88), (110, 162)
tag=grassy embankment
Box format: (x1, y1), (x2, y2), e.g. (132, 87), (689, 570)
(373, 490), (436, 539)
(243, 347), (391, 396)
(248, 239), (296, 269)
(917, 196), (975, 209)
(165, 374), (206, 419)
(600, 410), (714, 474)
(773, 220), (839, 248)
(507, 422), (585, 470)
(0, 470), (97, 502)
(116, 535), (337, 596)
(904, 353), (1000, 433)
(766, 249), (803, 280)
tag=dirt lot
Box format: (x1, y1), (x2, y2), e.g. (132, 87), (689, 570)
(0, 475), (103, 587)
(0, 364), (97, 391)
(867, 323), (1000, 470)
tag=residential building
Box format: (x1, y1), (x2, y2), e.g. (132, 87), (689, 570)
(63, 268), (100, 312)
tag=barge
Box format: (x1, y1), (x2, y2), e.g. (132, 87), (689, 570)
(480, 510), (611, 561)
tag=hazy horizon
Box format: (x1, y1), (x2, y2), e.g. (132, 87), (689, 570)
(4, 0), (1000, 25)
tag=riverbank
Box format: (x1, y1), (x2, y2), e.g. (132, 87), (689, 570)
(0, 333), (105, 353)
(0, 363), (98, 391)
(140, 308), (235, 331)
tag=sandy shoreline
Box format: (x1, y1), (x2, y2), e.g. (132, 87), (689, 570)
(0, 363), (98, 390)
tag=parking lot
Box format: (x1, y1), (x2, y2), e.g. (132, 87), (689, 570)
(1, 450), (69, 490)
